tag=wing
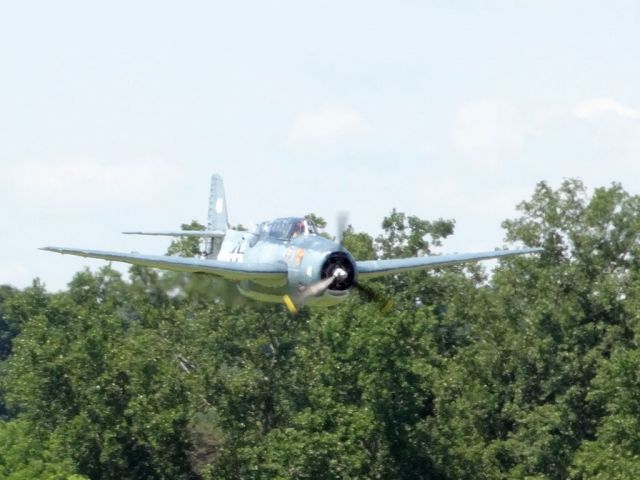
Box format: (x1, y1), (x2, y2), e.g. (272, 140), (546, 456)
(356, 247), (542, 280)
(41, 246), (287, 283)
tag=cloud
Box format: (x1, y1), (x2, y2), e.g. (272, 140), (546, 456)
(450, 98), (526, 167)
(573, 98), (640, 120)
(0, 157), (183, 210)
(571, 98), (640, 173)
(286, 105), (366, 147)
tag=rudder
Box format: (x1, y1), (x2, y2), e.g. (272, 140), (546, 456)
(206, 174), (228, 258)
(207, 174), (229, 233)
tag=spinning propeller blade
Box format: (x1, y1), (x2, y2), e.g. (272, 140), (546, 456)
(282, 266), (349, 314)
(354, 281), (395, 313)
(283, 212), (394, 315)
(336, 211), (348, 246)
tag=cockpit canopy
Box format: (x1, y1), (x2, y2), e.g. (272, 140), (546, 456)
(259, 217), (319, 240)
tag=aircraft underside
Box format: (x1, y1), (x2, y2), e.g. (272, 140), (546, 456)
(237, 280), (350, 306)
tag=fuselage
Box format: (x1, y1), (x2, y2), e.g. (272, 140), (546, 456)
(217, 217), (357, 305)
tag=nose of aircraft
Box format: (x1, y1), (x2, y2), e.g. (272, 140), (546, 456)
(321, 251), (357, 291)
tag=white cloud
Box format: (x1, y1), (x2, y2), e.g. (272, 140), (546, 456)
(573, 98), (640, 120)
(0, 157), (184, 210)
(286, 105), (366, 147)
(450, 98), (526, 167)
(570, 98), (640, 177)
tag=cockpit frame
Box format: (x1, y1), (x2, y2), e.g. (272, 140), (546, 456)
(258, 217), (319, 241)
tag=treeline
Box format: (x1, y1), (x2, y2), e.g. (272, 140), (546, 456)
(2, 179), (640, 479)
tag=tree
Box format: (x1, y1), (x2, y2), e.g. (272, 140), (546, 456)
(426, 180), (640, 479)
(3, 179), (640, 479)
(376, 208), (455, 259)
(0, 285), (19, 361)
(304, 213), (327, 229)
(166, 220), (206, 257)
(5, 269), (195, 479)
(571, 329), (640, 478)
(341, 225), (375, 261)
(0, 418), (87, 480)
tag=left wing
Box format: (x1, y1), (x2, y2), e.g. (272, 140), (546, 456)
(356, 248), (542, 280)
(41, 246), (287, 283)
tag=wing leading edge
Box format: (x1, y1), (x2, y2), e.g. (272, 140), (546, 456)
(356, 247), (543, 280)
(41, 247), (287, 283)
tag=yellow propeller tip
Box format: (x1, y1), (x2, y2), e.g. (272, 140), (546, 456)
(283, 295), (298, 315)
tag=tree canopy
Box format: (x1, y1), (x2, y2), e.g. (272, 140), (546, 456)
(1, 179), (640, 479)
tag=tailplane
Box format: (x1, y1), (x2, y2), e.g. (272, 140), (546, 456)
(123, 174), (229, 259)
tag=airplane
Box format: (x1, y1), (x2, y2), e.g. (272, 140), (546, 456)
(42, 174), (542, 313)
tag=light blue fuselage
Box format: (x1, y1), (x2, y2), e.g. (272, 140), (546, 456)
(219, 218), (357, 305)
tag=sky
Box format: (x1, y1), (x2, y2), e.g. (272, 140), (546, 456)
(1, 1), (639, 290)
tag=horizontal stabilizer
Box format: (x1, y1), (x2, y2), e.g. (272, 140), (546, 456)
(122, 230), (227, 238)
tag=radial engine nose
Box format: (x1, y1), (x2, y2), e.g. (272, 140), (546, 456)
(321, 251), (356, 291)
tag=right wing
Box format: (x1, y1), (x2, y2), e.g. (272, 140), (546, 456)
(41, 246), (287, 283)
(356, 247), (542, 280)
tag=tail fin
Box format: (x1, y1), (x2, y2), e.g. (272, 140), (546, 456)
(206, 174), (229, 258)
(208, 174), (229, 232)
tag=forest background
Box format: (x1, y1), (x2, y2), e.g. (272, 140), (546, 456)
(2, 179), (640, 479)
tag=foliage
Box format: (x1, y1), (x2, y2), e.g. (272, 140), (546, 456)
(166, 220), (207, 257)
(0, 418), (87, 480)
(304, 213), (327, 229)
(0, 179), (639, 478)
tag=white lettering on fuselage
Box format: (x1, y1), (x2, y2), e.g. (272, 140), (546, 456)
(218, 243), (244, 262)
(218, 252), (244, 262)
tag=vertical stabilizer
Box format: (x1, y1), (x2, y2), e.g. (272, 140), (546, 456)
(206, 174), (228, 258)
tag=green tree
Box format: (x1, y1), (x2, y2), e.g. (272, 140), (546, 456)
(426, 180), (640, 479)
(4, 179), (640, 479)
(0, 418), (87, 480)
(167, 220), (206, 257)
(0, 285), (19, 361)
(6, 268), (195, 479)
(341, 225), (375, 261)
(304, 213), (327, 229)
(376, 208), (455, 259)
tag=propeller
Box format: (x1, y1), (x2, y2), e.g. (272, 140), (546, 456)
(354, 281), (395, 314)
(283, 266), (349, 315)
(334, 212), (394, 313)
(284, 278), (394, 315)
(282, 212), (394, 315)
(336, 211), (348, 246)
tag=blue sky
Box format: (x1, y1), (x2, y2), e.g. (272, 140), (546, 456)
(1, 1), (639, 289)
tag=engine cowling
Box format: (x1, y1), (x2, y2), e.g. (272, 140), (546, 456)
(321, 251), (357, 291)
